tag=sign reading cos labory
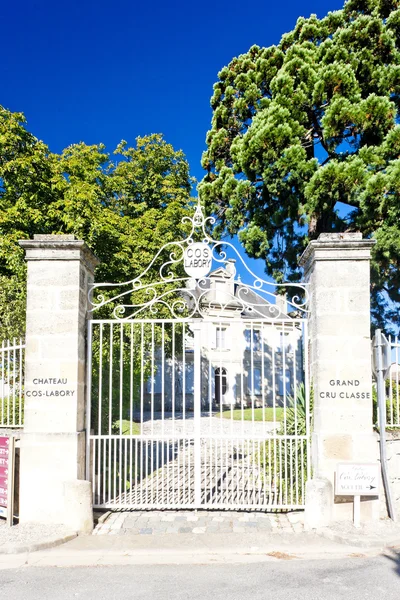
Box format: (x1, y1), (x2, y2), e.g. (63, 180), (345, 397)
(336, 463), (380, 496)
(184, 242), (212, 279)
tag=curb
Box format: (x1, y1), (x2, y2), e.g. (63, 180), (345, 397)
(95, 511), (112, 526)
(20, 544), (398, 566)
(316, 527), (400, 551)
(0, 532), (78, 555)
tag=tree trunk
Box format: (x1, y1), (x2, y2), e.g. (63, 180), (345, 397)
(308, 210), (336, 238)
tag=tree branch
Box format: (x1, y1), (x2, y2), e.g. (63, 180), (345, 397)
(309, 109), (337, 160)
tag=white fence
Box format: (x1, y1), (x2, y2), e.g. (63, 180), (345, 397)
(0, 338), (25, 428)
(373, 331), (400, 429)
(386, 335), (400, 428)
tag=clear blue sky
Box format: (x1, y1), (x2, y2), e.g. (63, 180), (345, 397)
(2, 0), (345, 282)
(3, 0), (345, 182)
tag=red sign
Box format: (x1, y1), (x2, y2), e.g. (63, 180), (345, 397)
(0, 437), (9, 511)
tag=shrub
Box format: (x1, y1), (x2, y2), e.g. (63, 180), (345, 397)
(373, 380), (400, 427)
(259, 383), (313, 505)
(0, 392), (24, 427)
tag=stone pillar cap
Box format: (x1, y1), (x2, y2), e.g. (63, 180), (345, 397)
(32, 234), (77, 241)
(299, 232), (376, 270)
(317, 232), (363, 241)
(19, 235), (100, 271)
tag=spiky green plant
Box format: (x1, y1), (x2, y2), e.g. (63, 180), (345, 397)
(258, 383), (313, 505)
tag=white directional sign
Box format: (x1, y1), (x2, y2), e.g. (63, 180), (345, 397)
(335, 463), (380, 496)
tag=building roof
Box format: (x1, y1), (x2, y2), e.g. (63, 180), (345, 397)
(186, 264), (293, 321)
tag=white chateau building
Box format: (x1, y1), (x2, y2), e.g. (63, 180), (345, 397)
(144, 260), (304, 412)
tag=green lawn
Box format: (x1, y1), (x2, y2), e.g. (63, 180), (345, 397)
(217, 407), (284, 422)
(115, 408), (283, 432)
(115, 420), (141, 435)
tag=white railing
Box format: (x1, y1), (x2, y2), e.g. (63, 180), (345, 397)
(387, 335), (400, 428)
(0, 338), (25, 428)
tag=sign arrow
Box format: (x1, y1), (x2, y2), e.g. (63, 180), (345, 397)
(369, 485), (376, 490)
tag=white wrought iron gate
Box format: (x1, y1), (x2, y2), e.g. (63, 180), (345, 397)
(86, 203), (310, 510)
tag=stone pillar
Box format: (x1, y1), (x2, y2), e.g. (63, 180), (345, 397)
(299, 233), (378, 526)
(18, 235), (99, 532)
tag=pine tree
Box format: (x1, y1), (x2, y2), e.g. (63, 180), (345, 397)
(200, 0), (400, 331)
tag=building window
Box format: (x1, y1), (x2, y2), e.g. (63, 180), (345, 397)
(216, 326), (227, 349)
(185, 364), (194, 394)
(279, 370), (291, 396)
(147, 369), (162, 394)
(254, 368), (261, 395)
(215, 367), (227, 404)
(248, 368), (262, 395)
(245, 328), (261, 351)
(277, 332), (294, 355)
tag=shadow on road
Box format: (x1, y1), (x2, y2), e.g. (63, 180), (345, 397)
(382, 548), (400, 578)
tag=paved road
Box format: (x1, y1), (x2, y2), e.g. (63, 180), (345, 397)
(0, 553), (399, 600)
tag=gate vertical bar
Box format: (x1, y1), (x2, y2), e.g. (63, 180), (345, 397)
(303, 320), (311, 483)
(193, 322), (201, 506)
(86, 320), (93, 482)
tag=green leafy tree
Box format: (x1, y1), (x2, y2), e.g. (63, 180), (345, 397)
(0, 107), (193, 432)
(200, 0), (400, 331)
(0, 106), (193, 339)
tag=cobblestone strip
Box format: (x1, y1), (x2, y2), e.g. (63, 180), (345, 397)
(93, 512), (128, 536)
(93, 511), (304, 536)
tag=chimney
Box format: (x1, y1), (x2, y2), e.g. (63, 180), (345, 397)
(275, 293), (287, 315)
(225, 259), (236, 277)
